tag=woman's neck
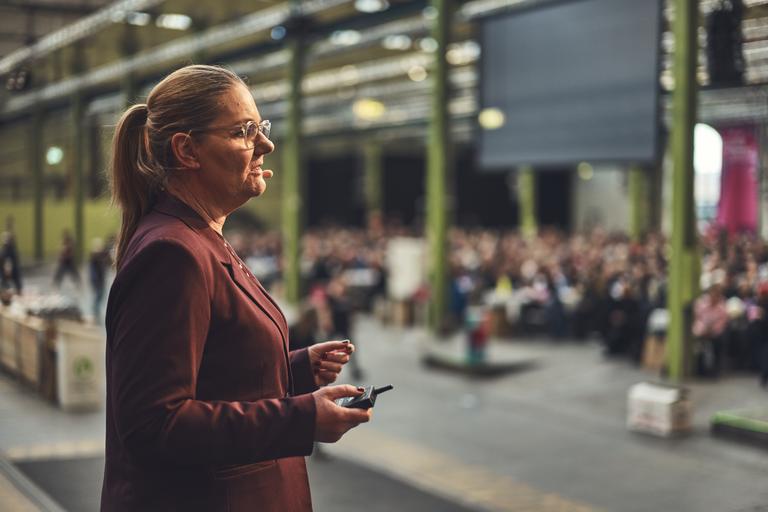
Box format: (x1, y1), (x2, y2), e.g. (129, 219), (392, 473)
(164, 182), (227, 235)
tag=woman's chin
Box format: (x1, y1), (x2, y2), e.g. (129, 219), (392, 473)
(245, 174), (267, 197)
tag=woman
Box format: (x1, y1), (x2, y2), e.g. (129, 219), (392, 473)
(102, 65), (371, 511)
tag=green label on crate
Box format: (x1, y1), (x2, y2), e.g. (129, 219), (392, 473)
(73, 356), (94, 380)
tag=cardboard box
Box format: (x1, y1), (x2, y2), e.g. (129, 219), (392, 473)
(627, 382), (692, 437)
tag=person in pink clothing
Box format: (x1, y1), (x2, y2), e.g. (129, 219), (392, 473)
(693, 283), (729, 376)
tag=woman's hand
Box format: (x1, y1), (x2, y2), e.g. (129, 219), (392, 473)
(308, 340), (355, 387)
(312, 385), (372, 443)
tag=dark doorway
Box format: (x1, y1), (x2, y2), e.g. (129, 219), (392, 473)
(383, 154), (425, 228)
(306, 155), (365, 227)
(456, 150), (517, 228)
(536, 169), (572, 230)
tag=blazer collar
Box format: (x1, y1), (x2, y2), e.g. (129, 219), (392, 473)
(153, 191), (211, 232)
(153, 191), (231, 262)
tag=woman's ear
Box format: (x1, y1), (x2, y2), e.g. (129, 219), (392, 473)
(170, 133), (200, 169)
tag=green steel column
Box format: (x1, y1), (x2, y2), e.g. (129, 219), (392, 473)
(29, 108), (44, 262)
(122, 73), (138, 107)
(667, 0), (699, 382)
(628, 165), (648, 240)
(282, 2), (306, 305)
(71, 92), (85, 264)
(426, 0), (453, 332)
(71, 42), (86, 264)
(120, 23), (139, 107)
(518, 166), (537, 239)
(363, 140), (383, 225)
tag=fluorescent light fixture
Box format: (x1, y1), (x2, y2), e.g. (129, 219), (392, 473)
(382, 35), (412, 51)
(422, 6), (438, 20)
(46, 146), (64, 166)
(407, 65), (427, 82)
(577, 162), (594, 181)
(478, 108), (505, 130)
(419, 37), (438, 52)
(156, 14), (192, 31)
(271, 25), (287, 40)
(353, 98), (386, 120)
(125, 12), (151, 27)
(355, 0), (390, 13)
(331, 30), (362, 46)
(447, 41), (481, 65)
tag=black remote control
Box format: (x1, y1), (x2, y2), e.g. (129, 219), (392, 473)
(335, 385), (393, 409)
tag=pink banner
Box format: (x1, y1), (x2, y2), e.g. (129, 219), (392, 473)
(716, 126), (759, 234)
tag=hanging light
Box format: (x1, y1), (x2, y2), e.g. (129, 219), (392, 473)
(156, 14), (192, 31)
(478, 108), (505, 130)
(355, 0), (390, 13)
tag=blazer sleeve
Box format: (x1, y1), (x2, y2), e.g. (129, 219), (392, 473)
(107, 239), (316, 465)
(288, 348), (318, 396)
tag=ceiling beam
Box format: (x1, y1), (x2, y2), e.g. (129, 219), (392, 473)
(0, 1), (103, 15)
(0, 0), (167, 74)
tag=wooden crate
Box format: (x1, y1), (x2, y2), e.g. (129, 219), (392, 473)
(0, 313), (20, 374)
(55, 319), (105, 410)
(17, 316), (51, 387)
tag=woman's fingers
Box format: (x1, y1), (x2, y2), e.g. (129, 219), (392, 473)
(314, 340), (354, 354)
(314, 369), (339, 385)
(322, 352), (350, 364)
(314, 361), (343, 373)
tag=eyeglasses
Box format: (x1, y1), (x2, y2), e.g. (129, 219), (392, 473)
(193, 119), (271, 150)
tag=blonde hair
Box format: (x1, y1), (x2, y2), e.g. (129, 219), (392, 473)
(109, 64), (245, 267)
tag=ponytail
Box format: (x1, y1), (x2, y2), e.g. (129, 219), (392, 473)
(109, 103), (164, 268)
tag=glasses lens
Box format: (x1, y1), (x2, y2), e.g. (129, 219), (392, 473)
(244, 120), (271, 149)
(241, 122), (254, 149)
(261, 120), (271, 140)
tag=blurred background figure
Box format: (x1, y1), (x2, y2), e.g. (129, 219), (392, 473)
(53, 230), (80, 290)
(88, 237), (111, 325)
(0, 215), (22, 297)
(693, 281), (729, 377)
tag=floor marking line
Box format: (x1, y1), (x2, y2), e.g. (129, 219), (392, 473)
(328, 427), (605, 512)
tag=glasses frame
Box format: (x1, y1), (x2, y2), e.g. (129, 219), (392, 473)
(191, 119), (271, 150)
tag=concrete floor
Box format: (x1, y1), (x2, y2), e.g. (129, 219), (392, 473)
(1, 270), (768, 511)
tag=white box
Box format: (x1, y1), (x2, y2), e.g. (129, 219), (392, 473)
(55, 320), (105, 410)
(627, 382), (692, 437)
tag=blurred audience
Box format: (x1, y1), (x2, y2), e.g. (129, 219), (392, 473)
(227, 223), (767, 384)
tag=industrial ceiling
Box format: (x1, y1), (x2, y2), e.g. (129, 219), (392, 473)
(1, 0), (767, 144)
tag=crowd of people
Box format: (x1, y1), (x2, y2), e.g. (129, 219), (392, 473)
(2, 214), (768, 386)
(224, 224), (768, 386)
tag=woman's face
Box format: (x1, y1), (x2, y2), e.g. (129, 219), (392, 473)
(193, 82), (275, 208)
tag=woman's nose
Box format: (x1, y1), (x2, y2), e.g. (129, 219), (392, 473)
(254, 136), (275, 157)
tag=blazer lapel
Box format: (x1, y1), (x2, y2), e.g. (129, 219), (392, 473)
(220, 250), (295, 394)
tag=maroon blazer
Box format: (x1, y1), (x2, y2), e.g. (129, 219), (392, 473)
(101, 192), (317, 511)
